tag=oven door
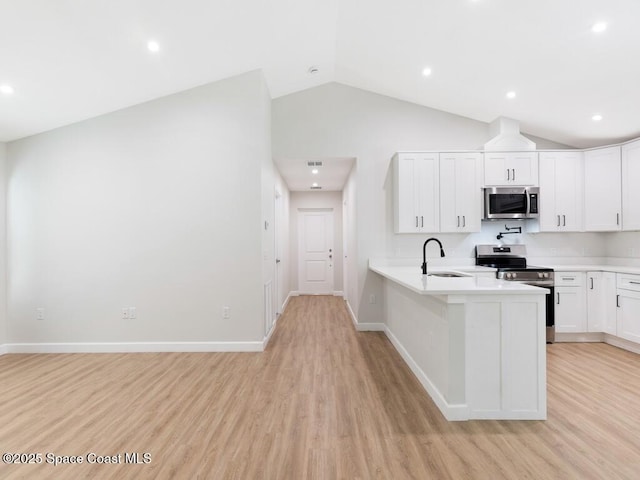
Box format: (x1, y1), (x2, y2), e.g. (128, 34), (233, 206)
(524, 284), (554, 343)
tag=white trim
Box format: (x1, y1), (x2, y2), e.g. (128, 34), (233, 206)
(5, 342), (264, 354)
(281, 292), (293, 311)
(263, 319), (278, 349)
(554, 332), (604, 343)
(604, 335), (640, 355)
(290, 291), (300, 297)
(345, 299), (358, 329)
(333, 291), (344, 297)
(384, 326), (469, 421)
(356, 322), (386, 332)
(0, 344), (7, 356)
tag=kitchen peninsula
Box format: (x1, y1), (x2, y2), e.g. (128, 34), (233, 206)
(369, 260), (548, 421)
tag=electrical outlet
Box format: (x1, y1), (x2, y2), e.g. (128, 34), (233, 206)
(223, 306), (230, 319)
(129, 307), (137, 319)
(36, 307), (45, 321)
(122, 308), (129, 320)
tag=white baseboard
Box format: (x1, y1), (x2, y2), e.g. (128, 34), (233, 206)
(554, 332), (604, 343)
(0, 344), (7, 356)
(356, 322), (386, 332)
(333, 291), (344, 297)
(604, 335), (640, 355)
(290, 291), (300, 297)
(345, 299), (358, 329)
(384, 326), (468, 421)
(4, 341), (264, 354)
(263, 319), (278, 349)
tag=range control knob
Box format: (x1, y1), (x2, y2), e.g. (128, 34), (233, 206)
(543, 272), (549, 278)
(538, 272), (544, 278)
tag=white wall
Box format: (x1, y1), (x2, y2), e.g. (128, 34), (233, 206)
(289, 191), (344, 293)
(6, 70), (271, 349)
(0, 142), (6, 348)
(272, 82), (603, 325)
(603, 231), (640, 266)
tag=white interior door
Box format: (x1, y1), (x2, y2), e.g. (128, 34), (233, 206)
(274, 189), (283, 316)
(299, 210), (334, 295)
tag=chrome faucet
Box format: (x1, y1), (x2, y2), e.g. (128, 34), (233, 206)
(422, 237), (445, 275)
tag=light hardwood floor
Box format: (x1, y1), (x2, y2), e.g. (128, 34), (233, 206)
(1, 295), (640, 479)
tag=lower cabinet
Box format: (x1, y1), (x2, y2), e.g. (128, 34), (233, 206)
(616, 274), (640, 343)
(555, 272), (587, 333)
(587, 271), (617, 333)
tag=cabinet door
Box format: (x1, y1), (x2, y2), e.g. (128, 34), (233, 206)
(622, 139), (640, 231)
(440, 153), (481, 232)
(586, 272), (603, 332)
(394, 153), (439, 233)
(555, 286), (587, 333)
(416, 155), (440, 232)
(602, 272), (618, 335)
(484, 152), (538, 186)
(539, 152), (584, 232)
(584, 146), (622, 231)
(617, 289), (640, 344)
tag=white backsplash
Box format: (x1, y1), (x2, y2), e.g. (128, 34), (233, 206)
(389, 220), (610, 262)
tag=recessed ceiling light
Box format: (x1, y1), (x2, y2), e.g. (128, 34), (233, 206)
(147, 40), (160, 52)
(311, 168), (319, 174)
(312, 182), (318, 187)
(308, 66), (319, 75)
(0, 84), (14, 95)
(506, 91), (516, 99)
(592, 114), (603, 122)
(592, 22), (607, 33)
(422, 67), (432, 77)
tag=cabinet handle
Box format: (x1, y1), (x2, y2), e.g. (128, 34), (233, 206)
(561, 277), (574, 281)
(457, 216), (460, 227)
(590, 277), (594, 289)
(512, 169), (516, 181)
(563, 215), (566, 227)
(557, 292), (560, 304)
(630, 281), (640, 285)
(617, 213), (620, 225)
(421, 216), (424, 228)
(617, 295), (620, 308)
(507, 169), (510, 181)
(416, 216), (419, 228)
(463, 215), (466, 227)
(557, 215), (561, 227)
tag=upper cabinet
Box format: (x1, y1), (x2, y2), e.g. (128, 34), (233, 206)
(622, 139), (640, 231)
(584, 146), (621, 232)
(393, 153), (439, 233)
(539, 151), (584, 232)
(439, 153), (482, 233)
(484, 152), (538, 186)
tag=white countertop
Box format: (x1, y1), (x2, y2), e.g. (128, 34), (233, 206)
(369, 262), (547, 296)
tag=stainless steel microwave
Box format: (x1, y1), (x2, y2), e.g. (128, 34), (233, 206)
(484, 187), (539, 220)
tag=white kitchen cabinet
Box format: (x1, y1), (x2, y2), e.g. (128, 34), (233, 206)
(616, 274), (640, 344)
(484, 152), (538, 186)
(555, 272), (587, 333)
(621, 139), (640, 231)
(439, 152), (482, 233)
(584, 146), (621, 231)
(393, 153), (439, 233)
(586, 271), (617, 333)
(539, 151), (584, 232)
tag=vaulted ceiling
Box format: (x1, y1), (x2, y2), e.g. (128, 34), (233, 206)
(1, 0), (638, 147)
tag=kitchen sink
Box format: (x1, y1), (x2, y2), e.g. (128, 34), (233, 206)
(427, 272), (468, 278)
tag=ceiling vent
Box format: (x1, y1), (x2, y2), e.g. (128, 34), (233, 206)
(310, 186), (322, 190)
(484, 117), (536, 151)
(307, 161), (323, 167)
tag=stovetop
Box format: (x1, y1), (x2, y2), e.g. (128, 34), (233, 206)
(475, 244), (554, 282)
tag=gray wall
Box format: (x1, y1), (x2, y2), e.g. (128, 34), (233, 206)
(0, 142), (6, 347)
(7, 70), (271, 347)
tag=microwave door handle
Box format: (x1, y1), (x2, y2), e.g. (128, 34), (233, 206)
(525, 191), (530, 216)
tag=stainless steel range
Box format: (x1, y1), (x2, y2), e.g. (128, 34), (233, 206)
(475, 244), (555, 343)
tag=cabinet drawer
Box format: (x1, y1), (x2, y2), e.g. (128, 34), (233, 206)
(617, 274), (640, 292)
(555, 272), (585, 287)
